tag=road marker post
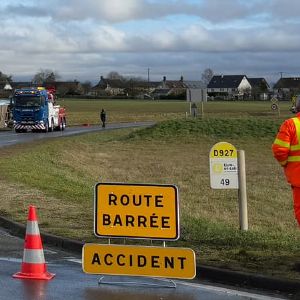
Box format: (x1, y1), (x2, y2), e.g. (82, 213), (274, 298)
(209, 142), (248, 231)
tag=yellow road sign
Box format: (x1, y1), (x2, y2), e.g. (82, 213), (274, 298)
(82, 244), (196, 279)
(94, 183), (179, 240)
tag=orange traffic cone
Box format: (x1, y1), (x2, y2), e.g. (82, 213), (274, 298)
(13, 205), (55, 280)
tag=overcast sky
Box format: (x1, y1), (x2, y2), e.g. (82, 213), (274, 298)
(1, 0), (300, 84)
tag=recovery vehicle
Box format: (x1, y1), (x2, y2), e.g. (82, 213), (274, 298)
(12, 87), (66, 133)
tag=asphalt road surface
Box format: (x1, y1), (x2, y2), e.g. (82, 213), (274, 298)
(0, 229), (286, 300)
(0, 122), (155, 148)
(0, 124), (289, 299)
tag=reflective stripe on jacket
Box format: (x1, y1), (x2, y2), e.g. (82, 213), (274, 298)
(272, 113), (300, 187)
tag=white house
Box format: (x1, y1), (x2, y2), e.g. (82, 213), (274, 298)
(207, 75), (251, 99)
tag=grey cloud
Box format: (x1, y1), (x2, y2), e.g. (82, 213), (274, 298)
(4, 4), (49, 18)
(265, 0), (300, 20)
(3, 0), (300, 25)
(2, 0), (300, 84)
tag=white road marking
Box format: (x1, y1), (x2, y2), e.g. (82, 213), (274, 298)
(177, 281), (286, 300)
(66, 258), (82, 264)
(0, 257), (22, 263)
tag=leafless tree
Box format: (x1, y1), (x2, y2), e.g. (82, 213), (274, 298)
(0, 71), (12, 83)
(201, 68), (214, 85)
(32, 69), (61, 84)
(106, 71), (124, 80)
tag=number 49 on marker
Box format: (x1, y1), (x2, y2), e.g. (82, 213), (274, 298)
(220, 178), (230, 186)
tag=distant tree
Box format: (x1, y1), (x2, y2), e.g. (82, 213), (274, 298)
(107, 71), (124, 80)
(201, 68), (214, 85)
(32, 69), (61, 84)
(0, 71), (12, 83)
(81, 81), (92, 94)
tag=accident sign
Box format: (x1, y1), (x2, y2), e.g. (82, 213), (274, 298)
(209, 142), (239, 189)
(94, 183), (179, 240)
(82, 244), (196, 279)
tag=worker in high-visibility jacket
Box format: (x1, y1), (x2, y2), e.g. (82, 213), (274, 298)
(272, 97), (300, 226)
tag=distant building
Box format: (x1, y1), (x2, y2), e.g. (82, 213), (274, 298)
(247, 78), (270, 100)
(46, 81), (84, 96)
(207, 75), (251, 100)
(12, 82), (36, 90)
(273, 77), (300, 100)
(0, 81), (13, 97)
(91, 76), (127, 96)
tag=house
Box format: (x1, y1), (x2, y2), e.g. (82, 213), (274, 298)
(0, 81), (13, 97)
(273, 77), (300, 100)
(152, 76), (186, 99)
(90, 75), (205, 100)
(45, 81), (84, 96)
(125, 80), (160, 99)
(12, 82), (36, 89)
(207, 75), (251, 100)
(11, 81), (83, 97)
(91, 76), (162, 98)
(91, 76), (127, 96)
(247, 78), (270, 100)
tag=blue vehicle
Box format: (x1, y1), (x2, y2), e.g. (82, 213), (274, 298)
(12, 87), (66, 133)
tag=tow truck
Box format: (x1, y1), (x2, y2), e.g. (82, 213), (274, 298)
(12, 87), (66, 133)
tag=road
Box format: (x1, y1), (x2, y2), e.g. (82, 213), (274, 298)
(0, 229), (286, 300)
(0, 122), (155, 148)
(0, 124), (290, 299)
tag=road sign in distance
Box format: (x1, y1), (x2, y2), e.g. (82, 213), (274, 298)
(82, 244), (196, 279)
(94, 183), (179, 240)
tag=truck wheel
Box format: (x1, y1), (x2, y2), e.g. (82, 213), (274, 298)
(49, 119), (54, 132)
(62, 118), (66, 131)
(43, 121), (49, 133)
(59, 118), (64, 131)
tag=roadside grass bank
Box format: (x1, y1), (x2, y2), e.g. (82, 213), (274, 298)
(0, 117), (299, 281)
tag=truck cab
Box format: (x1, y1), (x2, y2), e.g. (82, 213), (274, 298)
(12, 87), (66, 133)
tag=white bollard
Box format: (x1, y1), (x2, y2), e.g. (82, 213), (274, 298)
(238, 150), (248, 231)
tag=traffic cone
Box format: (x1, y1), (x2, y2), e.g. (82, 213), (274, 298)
(13, 205), (55, 280)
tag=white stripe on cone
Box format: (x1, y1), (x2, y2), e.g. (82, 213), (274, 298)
(23, 249), (45, 264)
(25, 221), (40, 235)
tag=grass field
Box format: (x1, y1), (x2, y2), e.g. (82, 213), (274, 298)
(58, 98), (292, 125)
(0, 100), (299, 280)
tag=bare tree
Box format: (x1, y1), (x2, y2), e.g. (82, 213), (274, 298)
(106, 71), (124, 80)
(32, 69), (61, 84)
(0, 71), (12, 83)
(201, 68), (214, 86)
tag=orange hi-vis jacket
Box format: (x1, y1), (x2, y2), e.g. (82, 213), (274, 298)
(272, 113), (300, 187)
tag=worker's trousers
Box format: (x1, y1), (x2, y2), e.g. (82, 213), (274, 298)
(292, 186), (300, 227)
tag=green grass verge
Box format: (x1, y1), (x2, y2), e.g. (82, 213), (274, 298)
(0, 116), (299, 280)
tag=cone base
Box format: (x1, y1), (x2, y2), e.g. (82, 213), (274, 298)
(13, 271), (55, 280)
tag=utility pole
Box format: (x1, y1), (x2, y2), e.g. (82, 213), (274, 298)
(147, 68), (150, 95)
